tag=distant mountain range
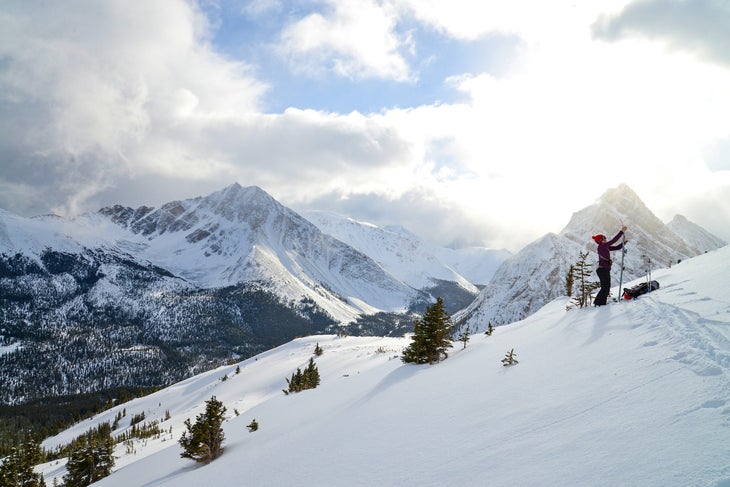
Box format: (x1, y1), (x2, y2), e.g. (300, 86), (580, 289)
(0, 182), (724, 405)
(0, 184), (501, 404)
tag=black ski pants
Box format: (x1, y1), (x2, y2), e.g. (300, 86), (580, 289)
(594, 267), (611, 306)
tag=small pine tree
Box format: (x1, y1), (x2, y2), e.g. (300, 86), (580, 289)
(303, 357), (321, 389)
(568, 251), (600, 309)
(501, 348), (519, 366)
(314, 342), (324, 356)
(247, 419), (259, 432)
(401, 297), (453, 364)
(179, 396), (226, 464)
(484, 322), (494, 336)
(565, 264), (575, 297)
(457, 325), (470, 349)
(283, 358), (320, 394)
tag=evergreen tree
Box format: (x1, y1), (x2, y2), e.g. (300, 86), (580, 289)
(303, 357), (321, 389)
(568, 251), (600, 309)
(401, 297), (453, 364)
(565, 264), (575, 297)
(0, 437), (46, 487)
(457, 325), (470, 349)
(501, 348), (519, 366)
(283, 358), (320, 394)
(484, 322), (495, 336)
(179, 396), (226, 464)
(400, 318), (426, 364)
(63, 423), (114, 487)
(314, 342), (323, 356)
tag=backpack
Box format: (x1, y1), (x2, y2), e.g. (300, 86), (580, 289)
(623, 280), (660, 300)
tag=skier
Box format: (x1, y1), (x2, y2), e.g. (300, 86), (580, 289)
(591, 225), (627, 306)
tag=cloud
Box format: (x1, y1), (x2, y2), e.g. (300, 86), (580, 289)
(295, 187), (507, 249)
(592, 0), (730, 67)
(703, 137), (730, 172)
(0, 0), (267, 215)
(243, 0), (284, 17)
(1, 0), (729, 251)
(277, 0), (412, 81)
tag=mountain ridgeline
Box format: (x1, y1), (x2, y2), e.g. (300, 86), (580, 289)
(0, 183), (724, 407)
(0, 184), (488, 405)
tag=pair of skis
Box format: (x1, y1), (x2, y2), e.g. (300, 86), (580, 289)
(616, 220), (654, 303)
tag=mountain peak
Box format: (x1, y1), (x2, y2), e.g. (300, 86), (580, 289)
(667, 214), (727, 252)
(205, 183), (279, 222)
(596, 183), (646, 216)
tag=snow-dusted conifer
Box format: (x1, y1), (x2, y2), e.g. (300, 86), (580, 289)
(457, 325), (470, 349)
(565, 264), (575, 297)
(64, 423), (114, 486)
(283, 358), (320, 394)
(402, 297), (453, 364)
(501, 348), (519, 366)
(179, 396), (226, 464)
(568, 251), (599, 309)
(0, 437), (45, 487)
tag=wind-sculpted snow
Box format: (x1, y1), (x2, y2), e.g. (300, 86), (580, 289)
(38, 245), (730, 487)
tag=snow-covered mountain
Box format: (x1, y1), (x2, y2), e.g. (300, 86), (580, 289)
(0, 183), (477, 404)
(97, 183), (422, 320)
(38, 244), (730, 486)
(667, 214), (727, 254)
(303, 211), (509, 287)
(457, 184), (726, 329)
(302, 210), (510, 312)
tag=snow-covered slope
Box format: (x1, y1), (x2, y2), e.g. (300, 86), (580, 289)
(40, 245), (730, 486)
(457, 184), (725, 328)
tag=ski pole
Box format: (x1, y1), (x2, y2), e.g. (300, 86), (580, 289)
(617, 220), (626, 302)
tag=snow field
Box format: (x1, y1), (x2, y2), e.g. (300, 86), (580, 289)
(38, 246), (730, 486)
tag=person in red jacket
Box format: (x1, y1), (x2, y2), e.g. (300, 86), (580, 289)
(591, 226), (627, 306)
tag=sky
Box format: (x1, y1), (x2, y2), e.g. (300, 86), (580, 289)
(1, 0), (730, 252)
(40, 244), (730, 486)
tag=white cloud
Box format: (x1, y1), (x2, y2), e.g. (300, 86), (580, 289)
(0, 0), (268, 211)
(1, 0), (729, 250)
(277, 0), (412, 81)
